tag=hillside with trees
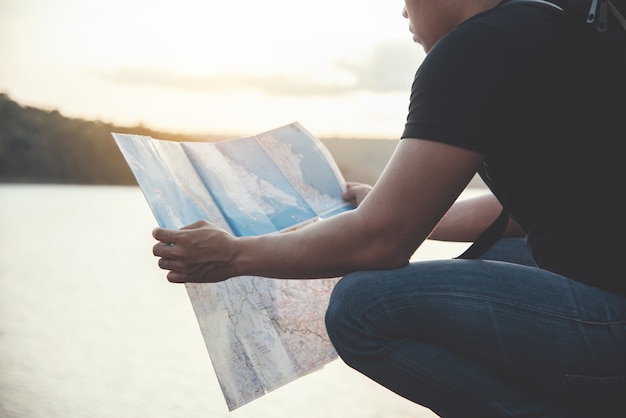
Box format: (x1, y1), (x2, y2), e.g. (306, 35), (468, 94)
(0, 93), (204, 185)
(0, 93), (408, 187)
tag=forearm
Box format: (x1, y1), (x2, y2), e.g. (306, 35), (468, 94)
(153, 139), (485, 284)
(233, 142), (484, 279)
(233, 209), (410, 280)
(429, 193), (524, 242)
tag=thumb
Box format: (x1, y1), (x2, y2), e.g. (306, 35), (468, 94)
(180, 220), (210, 230)
(343, 182), (372, 206)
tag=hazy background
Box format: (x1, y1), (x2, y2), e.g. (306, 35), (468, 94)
(0, 0), (425, 140)
(0, 3), (485, 417)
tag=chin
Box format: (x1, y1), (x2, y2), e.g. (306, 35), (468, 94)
(413, 36), (426, 50)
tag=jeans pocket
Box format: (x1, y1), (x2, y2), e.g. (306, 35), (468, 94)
(559, 374), (626, 417)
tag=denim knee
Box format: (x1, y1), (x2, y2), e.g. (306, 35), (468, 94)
(325, 273), (365, 358)
(325, 275), (349, 348)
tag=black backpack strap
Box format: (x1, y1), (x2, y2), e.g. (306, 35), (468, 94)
(455, 161), (510, 260)
(608, 0), (626, 31)
(501, 0), (564, 11)
(455, 206), (510, 259)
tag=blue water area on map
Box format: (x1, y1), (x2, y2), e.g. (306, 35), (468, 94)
(269, 126), (346, 205)
(152, 140), (228, 229)
(114, 128), (352, 236)
(182, 147), (277, 237)
(114, 135), (212, 229)
(215, 137), (318, 231)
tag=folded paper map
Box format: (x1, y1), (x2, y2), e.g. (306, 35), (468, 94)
(112, 122), (354, 410)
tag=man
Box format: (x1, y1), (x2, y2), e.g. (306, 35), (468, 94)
(154, 1), (626, 416)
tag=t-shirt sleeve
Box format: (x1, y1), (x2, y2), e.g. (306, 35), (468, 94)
(402, 22), (519, 153)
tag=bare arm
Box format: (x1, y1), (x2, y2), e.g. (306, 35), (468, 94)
(429, 193), (525, 242)
(152, 139), (484, 283)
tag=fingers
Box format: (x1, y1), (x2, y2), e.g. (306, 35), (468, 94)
(166, 271), (187, 283)
(153, 221), (218, 245)
(152, 223), (201, 256)
(152, 227), (176, 244)
(157, 256), (187, 272)
(343, 182), (359, 201)
(180, 220), (210, 230)
(152, 229), (191, 262)
(159, 260), (219, 284)
(152, 242), (193, 283)
(343, 182), (373, 206)
(153, 240), (178, 258)
(152, 221), (205, 243)
(152, 221), (232, 284)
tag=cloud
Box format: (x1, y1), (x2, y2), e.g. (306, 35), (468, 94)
(103, 41), (422, 97)
(103, 67), (357, 96)
(339, 42), (421, 93)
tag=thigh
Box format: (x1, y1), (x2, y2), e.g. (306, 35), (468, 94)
(479, 237), (535, 266)
(328, 259), (626, 406)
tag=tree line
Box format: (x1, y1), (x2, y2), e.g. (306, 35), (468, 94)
(0, 93), (202, 185)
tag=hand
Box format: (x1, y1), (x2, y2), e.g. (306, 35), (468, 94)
(343, 182), (372, 207)
(152, 220), (238, 283)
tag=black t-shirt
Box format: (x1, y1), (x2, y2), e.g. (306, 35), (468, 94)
(402, 1), (626, 295)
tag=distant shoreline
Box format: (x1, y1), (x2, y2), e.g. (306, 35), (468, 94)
(321, 138), (487, 189)
(0, 93), (486, 188)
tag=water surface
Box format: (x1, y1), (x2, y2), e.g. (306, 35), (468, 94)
(0, 185), (469, 418)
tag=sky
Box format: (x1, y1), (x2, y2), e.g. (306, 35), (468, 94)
(0, 0), (425, 139)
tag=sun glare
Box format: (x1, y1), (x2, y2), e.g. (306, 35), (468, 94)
(0, 0), (422, 138)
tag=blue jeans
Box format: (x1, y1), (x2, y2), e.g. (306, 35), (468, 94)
(325, 238), (626, 418)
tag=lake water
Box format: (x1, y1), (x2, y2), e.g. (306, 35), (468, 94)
(0, 185), (475, 418)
